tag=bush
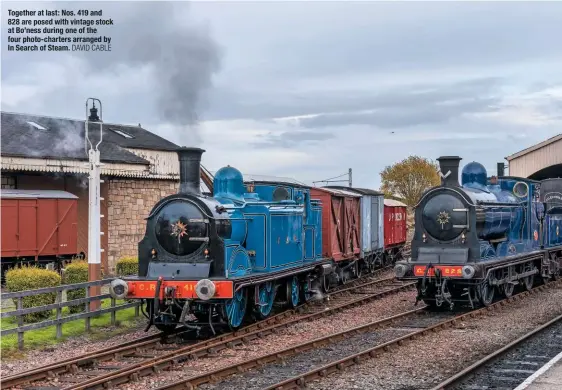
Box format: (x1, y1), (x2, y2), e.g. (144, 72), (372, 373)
(63, 261), (89, 314)
(6, 265), (61, 323)
(116, 257), (139, 276)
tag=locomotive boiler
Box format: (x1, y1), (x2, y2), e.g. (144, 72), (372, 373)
(394, 156), (549, 309)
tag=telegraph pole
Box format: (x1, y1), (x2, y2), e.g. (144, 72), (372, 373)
(85, 98), (104, 311)
(348, 168), (352, 187)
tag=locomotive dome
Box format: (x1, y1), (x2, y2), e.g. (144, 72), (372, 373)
(461, 161), (488, 188)
(214, 165), (245, 199)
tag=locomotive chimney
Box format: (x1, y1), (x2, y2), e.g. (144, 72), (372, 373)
(436, 156), (462, 187)
(497, 162), (505, 177)
(177, 147), (205, 195)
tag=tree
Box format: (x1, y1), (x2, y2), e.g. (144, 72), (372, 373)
(380, 156), (440, 207)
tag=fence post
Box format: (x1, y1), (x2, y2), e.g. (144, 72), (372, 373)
(17, 297), (24, 350)
(135, 303), (139, 317)
(111, 297), (116, 325)
(85, 285), (91, 332)
(56, 290), (63, 339)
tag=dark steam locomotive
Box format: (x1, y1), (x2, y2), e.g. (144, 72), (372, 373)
(394, 156), (562, 309)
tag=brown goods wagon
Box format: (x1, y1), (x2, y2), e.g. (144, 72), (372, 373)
(310, 187), (361, 261)
(1, 190), (79, 262)
(383, 198), (407, 249)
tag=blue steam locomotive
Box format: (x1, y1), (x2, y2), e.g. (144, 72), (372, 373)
(394, 156), (562, 309)
(109, 147), (336, 332)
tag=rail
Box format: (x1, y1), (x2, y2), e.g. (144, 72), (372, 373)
(1, 278), (141, 350)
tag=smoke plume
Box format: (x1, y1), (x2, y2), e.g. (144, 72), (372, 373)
(80, 1), (223, 138)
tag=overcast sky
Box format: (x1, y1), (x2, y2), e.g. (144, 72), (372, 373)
(2, 1), (562, 189)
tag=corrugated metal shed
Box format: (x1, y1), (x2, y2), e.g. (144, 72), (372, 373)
(506, 134), (562, 179)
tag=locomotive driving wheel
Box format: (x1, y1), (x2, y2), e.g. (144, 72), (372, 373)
(521, 263), (534, 291)
(477, 275), (495, 307)
(502, 282), (515, 298)
(286, 276), (300, 309)
(255, 281), (276, 319)
(224, 288), (247, 329)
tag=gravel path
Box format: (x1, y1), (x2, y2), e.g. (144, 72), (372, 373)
(303, 284), (562, 390)
(118, 289), (418, 389)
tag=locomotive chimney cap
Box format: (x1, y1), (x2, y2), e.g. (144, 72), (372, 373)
(436, 155), (462, 187)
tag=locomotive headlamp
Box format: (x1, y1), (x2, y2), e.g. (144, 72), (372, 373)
(462, 265), (476, 279)
(394, 263), (408, 278)
(109, 279), (129, 299)
(195, 279), (216, 301)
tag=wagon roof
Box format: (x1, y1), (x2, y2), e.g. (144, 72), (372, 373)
(0, 189), (79, 199)
(243, 174), (310, 188)
(314, 187), (362, 197)
(384, 198), (407, 207)
(324, 186), (383, 196)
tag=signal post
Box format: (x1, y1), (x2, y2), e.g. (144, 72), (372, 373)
(85, 98), (104, 311)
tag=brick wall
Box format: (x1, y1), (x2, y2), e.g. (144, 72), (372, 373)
(107, 178), (178, 273)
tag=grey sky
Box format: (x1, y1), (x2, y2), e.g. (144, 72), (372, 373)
(2, 1), (562, 189)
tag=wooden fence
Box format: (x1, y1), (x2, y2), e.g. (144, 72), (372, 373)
(1, 278), (141, 350)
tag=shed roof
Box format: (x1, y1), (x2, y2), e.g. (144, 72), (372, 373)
(0, 189), (79, 199)
(1, 111), (180, 165)
(506, 133), (562, 161)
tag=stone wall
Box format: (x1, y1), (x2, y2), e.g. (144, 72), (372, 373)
(107, 178), (178, 273)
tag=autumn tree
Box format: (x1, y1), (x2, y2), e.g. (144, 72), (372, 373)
(380, 156), (440, 207)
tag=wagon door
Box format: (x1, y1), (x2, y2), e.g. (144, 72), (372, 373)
(370, 195), (383, 251)
(17, 199), (39, 257)
(330, 195), (345, 260)
(1, 199), (19, 257)
(57, 199), (78, 255)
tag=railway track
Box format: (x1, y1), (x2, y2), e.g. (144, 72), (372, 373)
(138, 280), (559, 390)
(2, 267), (408, 389)
(431, 312), (562, 390)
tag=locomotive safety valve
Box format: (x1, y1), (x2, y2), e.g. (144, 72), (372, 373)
(195, 279), (216, 301)
(462, 265), (476, 279)
(109, 279), (129, 299)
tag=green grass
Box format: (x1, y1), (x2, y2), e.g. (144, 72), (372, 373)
(0, 298), (142, 357)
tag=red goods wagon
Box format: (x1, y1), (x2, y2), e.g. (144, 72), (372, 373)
(384, 199), (407, 249)
(310, 187), (361, 261)
(1, 190), (79, 264)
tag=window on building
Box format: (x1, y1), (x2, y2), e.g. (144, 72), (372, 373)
(27, 121), (48, 131)
(1, 176), (17, 189)
(110, 128), (134, 139)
